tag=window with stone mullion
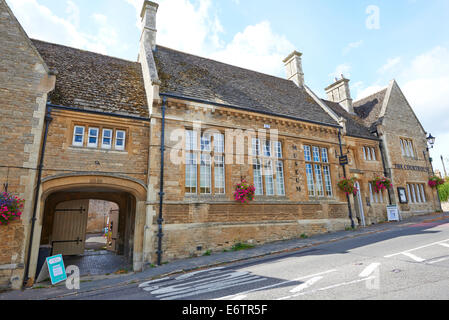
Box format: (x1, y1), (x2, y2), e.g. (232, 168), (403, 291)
(305, 145), (332, 198)
(252, 138), (285, 196)
(185, 130), (225, 195)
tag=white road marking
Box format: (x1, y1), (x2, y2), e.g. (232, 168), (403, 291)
(138, 277), (171, 288)
(384, 238), (449, 258)
(427, 257), (449, 264)
(215, 269), (337, 300)
(401, 252), (425, 262)
(230, 295), (247, 300)
(157, 277), (267, 300)
(359, 263), (381, 278)
(289, 276), (323, 293)
(175, 267), (225, 280)
(277, 276), (375, 300)
(438, 242), (449, 248)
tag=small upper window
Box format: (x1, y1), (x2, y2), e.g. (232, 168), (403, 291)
(400, 138), (415, 158)
(115, 130), (126, 151)
(102, 129), (113, 149)
(87, 128), (99, 148)
(72, 126), (85, 147)
(363, 147), (377, 161)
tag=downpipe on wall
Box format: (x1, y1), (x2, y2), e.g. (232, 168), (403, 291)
(23, 105), (53, 288)
(156, 96), (167, 266)
(338, 129), (355, 229)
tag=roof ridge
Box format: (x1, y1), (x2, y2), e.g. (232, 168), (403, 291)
(353, 87), (387, 104)
(31, 38), (140, 65)
(156, 44), (292, 84)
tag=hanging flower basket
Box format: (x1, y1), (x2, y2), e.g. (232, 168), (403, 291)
(337, 178), (358, 196)
(234, 180), (256, 204)
(0, 192), (24, 226)
(370, 176), (393, 193)
(428, 176), (445, 188)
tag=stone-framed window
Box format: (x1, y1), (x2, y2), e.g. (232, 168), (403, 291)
(72, 125), (127, 151)
(251, 138), (285, 196)
(368, 183), (385, 204)
(400, 138), (415, 158)
(72, 125), (85, 147)
(363, 146), (377, 161)
(115, 130), (126, 151)
(87, 127), (99, 148)
(101, 128), (113, 149)
(185, 129), (226, 195)
(304, 145), (333, 198)
(406, 183), (427, 203)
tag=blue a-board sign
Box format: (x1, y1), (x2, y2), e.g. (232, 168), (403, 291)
(46, 254), (67, 285)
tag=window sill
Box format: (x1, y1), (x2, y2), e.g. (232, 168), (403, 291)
(68, 146), (128, 154)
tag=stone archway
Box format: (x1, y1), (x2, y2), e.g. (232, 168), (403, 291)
(27, 174), (148, 283)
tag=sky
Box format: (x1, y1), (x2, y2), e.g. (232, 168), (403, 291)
(5, 0), (449, 174)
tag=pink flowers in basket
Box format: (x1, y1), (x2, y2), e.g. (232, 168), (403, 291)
(234, 180), (256, 204)
(337, 178), (358, 196)
(370, 176), (393, 193)
(428, 176), (445, 188)
(0, 192), (24, 226)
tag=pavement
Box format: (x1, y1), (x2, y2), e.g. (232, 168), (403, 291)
(1, 211), (447, 300)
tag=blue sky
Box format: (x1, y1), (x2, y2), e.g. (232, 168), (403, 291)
(6, 0), (449, 174)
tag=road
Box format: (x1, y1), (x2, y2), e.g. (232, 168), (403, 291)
(61, 217), (449, 300)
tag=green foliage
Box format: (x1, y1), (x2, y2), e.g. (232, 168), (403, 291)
(231, 242), (255, 252)
(438, 181), (449, 202)
(202, 250), (212, 256)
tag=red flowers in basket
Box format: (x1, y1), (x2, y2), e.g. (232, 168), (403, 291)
(234, 180), (256, 204)
(370, 176), (393, 193)
(337, 178), (358, 196)
(0, 192), (24, 226)
(428, 176), (445, 188)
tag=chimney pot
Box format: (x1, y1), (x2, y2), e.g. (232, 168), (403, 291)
(140, 1), (159, 51)
(283, 51), (304, 87)
(325, 77), (354, 114)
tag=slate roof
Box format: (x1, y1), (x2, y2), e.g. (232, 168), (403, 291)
(353, 89), (388, 130)
(31, 39), (148, 117)
(153, 45), (339, 127)
(321, 100), (376, 139)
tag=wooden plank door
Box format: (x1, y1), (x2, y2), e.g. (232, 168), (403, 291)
(52, 200), (89, 256)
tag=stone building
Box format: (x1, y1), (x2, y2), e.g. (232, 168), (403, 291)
(0, 0), (440, 289)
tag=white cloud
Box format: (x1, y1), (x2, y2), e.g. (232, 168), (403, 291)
(354, 84), (387, 101)
(209, 21), (294, 77)
(378, 57), (401, 74)
(343, 40), (363, 55)
(7, 0), (118, 55)
(126, 0), (293, 77)
(329, 63), (352, 80)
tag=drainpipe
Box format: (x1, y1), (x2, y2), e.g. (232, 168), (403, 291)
(378, 138), (392, 205)
(156, 97), (166, 266)
(23, 106), (53, 288)
(338, 128), (355, 229)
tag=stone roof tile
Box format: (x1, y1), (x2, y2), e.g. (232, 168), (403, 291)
(31, 39), (148, 118)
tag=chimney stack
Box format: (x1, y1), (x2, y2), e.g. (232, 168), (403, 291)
(325, 75), (354, 114)
(283, 51), (304, 87)
(140, 1), (159, 51)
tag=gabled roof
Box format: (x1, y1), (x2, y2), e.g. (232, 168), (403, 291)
(153, 45), (339, 127)
(32, 39), (149, 118)
(353, 88), (388, 130)
(322, 100), (376, 140)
